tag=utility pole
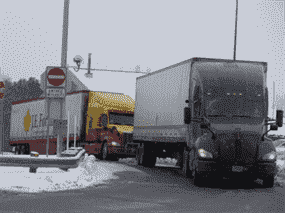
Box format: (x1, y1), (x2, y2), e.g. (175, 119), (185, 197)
(61, 0), (70, 68)
(233, 0), (238, 60)
(0, 69), (5, 155)
(273, 81), (275, 118)
(57, 0), (70, 157)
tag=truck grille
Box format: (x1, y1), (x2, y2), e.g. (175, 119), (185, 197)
(123, 133), (133, 146)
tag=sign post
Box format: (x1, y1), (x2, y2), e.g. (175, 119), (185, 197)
(74, 115), (76, 148)
(0, 81), (4, 155)
(45, 67), (67, 157)
(67, 110), (70, 150)
(44, 0), (70, 157)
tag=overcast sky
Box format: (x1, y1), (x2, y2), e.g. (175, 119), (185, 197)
(1, 0), (285, 135)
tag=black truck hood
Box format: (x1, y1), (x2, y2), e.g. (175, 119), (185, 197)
(197, 123), (263, 165)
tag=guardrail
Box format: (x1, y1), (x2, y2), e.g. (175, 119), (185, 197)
(0, 148), (86, 173)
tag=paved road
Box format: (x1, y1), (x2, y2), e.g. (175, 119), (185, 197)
(0, 160), (285, 213)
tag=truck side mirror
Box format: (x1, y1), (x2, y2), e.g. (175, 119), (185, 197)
(276, 110), (283, 127)
(184, 107), (191, 124)
(270, 124), (278, 131)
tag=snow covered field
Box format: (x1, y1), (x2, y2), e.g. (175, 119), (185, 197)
(0, 154), (114, 193)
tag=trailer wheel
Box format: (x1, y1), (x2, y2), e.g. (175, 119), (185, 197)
(25, 144), (30, 154)
(15, 145), (21, 155)
(263, 174), (274, 188)
(135, 144), (142, 166)
(14, 146), (19, 155)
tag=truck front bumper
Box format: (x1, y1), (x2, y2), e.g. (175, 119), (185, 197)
(197, 160), (277, 180)
(108, 146), (125, 155)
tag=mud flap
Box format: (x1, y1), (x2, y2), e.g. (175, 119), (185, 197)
(141, 143), (156, 168)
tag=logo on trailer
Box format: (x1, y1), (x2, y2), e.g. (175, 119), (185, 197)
(24, 110), (32, 132)
(47, 68), (66, 87)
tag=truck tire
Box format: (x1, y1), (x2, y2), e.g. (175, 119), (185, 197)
(135, 145), (142, 166)
(102, 142), (110, 161)
(192, 150), (206, 187)
(110, 155), (119, 161)
(20, 145), (26, 155)
(263, 174), (275, 188)
(193, 169), (205, 187)
(182, 149), (191, 178)
(16, 145), (21, 155)
(96, 147), (103, 160)
(175, 151), (183, 169)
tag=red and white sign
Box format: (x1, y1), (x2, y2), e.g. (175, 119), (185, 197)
(46, 67), (66, 87)
(0, 81), (4, 99)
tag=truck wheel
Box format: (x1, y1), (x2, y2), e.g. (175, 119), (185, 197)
(182, 149), (191, 178)
(175, 151), (183, 169)
(135, 146), (141, 165)
(110, 155), (119, 161)
(21, 144), (27, 155)
(25, 144), (30, 154)
(14, 146), (19, 155)
(193, 169), (205, 187)
(263, 174), (275, 188)
(96, 151), (103, 160)
(20, 145), (25, 155)
(102, 142), (110, 161)
(16, 145), (21, 155)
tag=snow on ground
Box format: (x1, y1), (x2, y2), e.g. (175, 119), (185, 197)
(0, 146), (284, 193)
(0, 153), (114, 193)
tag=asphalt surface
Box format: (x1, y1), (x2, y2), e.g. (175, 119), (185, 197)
(0, 160), (285, 213)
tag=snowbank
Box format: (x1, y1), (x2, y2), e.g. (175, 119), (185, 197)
(0, 154), (114, 193)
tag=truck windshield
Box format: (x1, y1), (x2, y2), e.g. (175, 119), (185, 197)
(109, 112), (134, 126)
(205, 94), (264, 118)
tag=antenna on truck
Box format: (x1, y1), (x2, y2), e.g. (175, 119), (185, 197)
(233, 0), (238, 61)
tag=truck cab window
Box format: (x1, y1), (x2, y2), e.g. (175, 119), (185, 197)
(109, 112), (134, 126)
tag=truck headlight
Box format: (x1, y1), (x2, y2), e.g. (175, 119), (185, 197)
(198, 149), (213, 159)
(262, 151), (277, 161)
(111, 142), (120, 146)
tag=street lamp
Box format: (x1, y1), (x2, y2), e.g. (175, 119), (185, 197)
(70, 54), (151, 77)
(73, 55), (84, 72)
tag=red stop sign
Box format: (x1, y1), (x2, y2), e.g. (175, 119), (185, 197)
(0, 81), (4, 99)
(47, 68), (66, 86)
